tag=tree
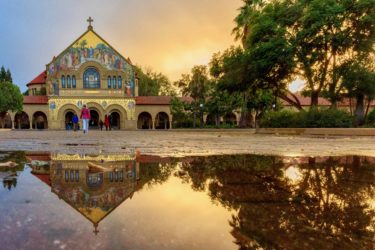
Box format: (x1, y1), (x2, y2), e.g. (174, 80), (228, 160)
(0, 66), (13, 83)
(341, 60), (375, 126)
(0, 81), (23, 114)
(176, 65), (212, 128)
(134, 66), (174, 96)
(205, 87), (240, 127)
(209, 46), (289, 127)
(234, 0), (375, 108)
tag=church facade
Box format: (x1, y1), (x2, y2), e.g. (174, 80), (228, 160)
(5, 19), (173, 130)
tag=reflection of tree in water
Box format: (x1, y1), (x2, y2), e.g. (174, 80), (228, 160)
(0, 151), (26, 191)
(175, 155), (375, 249)
(138, 162), (177, 188)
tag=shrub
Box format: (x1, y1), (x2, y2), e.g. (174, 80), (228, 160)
(260, 108), (352, 128)
(366, 109), (375, 126)
(260, 110), (298, 128)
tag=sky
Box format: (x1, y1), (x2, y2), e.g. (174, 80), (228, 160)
(0, 0), (244, 92)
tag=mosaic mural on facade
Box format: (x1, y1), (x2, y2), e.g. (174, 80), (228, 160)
(48, 31), (133, 74)
(47, 30), (135, 97)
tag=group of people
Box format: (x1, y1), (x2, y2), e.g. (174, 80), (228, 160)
(66, 105), (114, 133)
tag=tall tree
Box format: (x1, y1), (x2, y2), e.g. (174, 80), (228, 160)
(0, 81), (23, 114)
(176, 65), (212, 128)
(0, 66), (6, 82)
(135, 66), (174, 96)
(341, 59), (375, 126)
(234, 0), (375, 108)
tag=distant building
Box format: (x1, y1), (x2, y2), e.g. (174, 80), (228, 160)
(3, 19), (173, 130)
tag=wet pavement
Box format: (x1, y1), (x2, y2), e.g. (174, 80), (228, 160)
(1, 130), (375, 157)
(0, 152), (374, 249)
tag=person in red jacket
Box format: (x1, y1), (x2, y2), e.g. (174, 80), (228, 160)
(104, 114), (110, 131)
(80, 104), (91, 134)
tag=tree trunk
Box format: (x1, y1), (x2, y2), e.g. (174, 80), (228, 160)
(278, 91), (303, 111)
(354, 93), (365, 127)
(365, 98), (371, 120)
(215, 114), (220, 128)
(311, 91), (319, 107)
(239, 110), (252, 128)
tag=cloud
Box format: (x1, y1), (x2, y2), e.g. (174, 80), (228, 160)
(0, 0), (242, 91)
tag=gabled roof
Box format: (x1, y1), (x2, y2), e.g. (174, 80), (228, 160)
(26, 71), (46, 86)
(47, 27), (132, 67)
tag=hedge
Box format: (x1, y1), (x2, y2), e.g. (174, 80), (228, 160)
(260, 108), (352, 128)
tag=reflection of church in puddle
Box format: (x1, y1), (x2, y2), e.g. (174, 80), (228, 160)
(28, 153), (141, 235)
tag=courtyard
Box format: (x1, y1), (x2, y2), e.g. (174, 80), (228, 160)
(1, 129), (375, 157)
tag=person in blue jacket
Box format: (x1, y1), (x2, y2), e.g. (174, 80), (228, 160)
(72, 114), (79, 132)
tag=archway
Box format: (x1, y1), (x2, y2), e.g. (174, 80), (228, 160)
(57, 104), (81, 130)
(155, 112), (170, 129)
(14, 112), (30, 129)
(223, 112), (237, 126)
(0, 112), (12, 129)
(65, 111), (75, 130)
(109, 111), (121, 130)
(32, 111), (48, 129)
(89, 109), (100, 129)
(137, 112), (152, 129)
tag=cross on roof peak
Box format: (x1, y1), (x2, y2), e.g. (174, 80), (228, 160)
(87, 17), (94, 30)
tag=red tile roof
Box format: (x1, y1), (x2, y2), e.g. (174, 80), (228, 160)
(136, 96), (192, 105)
(32, 173), (51, 187)
(23, 95), (48, 104)
(282, 93), (375, 107)
(27, 71), (46, 86)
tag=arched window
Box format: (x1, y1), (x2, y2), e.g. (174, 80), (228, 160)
(72, 76), (76, 88)
(61, 75), (66, 88)
(118, 76), (122, 89)
(112, 76), (116, 89)
(107, 76), (111, 88)
(83, 67), (100, 88)
(67, 75), (71, 88)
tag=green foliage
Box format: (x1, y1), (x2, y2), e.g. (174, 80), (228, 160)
(0, 81), (23, 113)
(260, 108), (352, 128)
(135, 66), (174, 96)
(366, 109), (375, 126)
(233, 0), (375, 108)
(0, 66), (13, 83)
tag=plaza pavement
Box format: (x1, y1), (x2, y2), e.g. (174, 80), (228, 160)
(1, 129), (375, 157)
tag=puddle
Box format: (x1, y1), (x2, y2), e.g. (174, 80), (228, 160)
(0, 152), (374, 249)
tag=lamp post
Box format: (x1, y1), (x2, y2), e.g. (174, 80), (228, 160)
(199, 103), (204, 128)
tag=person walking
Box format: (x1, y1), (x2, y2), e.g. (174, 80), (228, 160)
(104, 114), (110, 131)
(72, 114), (79, 132)
(99, 119), (104, 131)
(80, 104), (91, 134)
(109, 113), (113, 130)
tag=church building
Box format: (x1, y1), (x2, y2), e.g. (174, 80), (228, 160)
(9, 18), (173, 130)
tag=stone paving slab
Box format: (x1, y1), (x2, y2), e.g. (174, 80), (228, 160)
(1, 129), (375, 157)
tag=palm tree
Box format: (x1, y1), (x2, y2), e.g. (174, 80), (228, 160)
(232, 0), (264, 48)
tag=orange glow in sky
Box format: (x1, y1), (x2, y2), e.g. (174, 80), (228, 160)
(0, 0), (242, 90)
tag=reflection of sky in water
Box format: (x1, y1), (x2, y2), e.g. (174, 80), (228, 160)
(0, 152), (374, 249)
(284, 165), (303, 184)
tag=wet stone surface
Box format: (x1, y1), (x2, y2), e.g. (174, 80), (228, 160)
(2, 130), (375, 157)
(0, 151), (374, 249)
